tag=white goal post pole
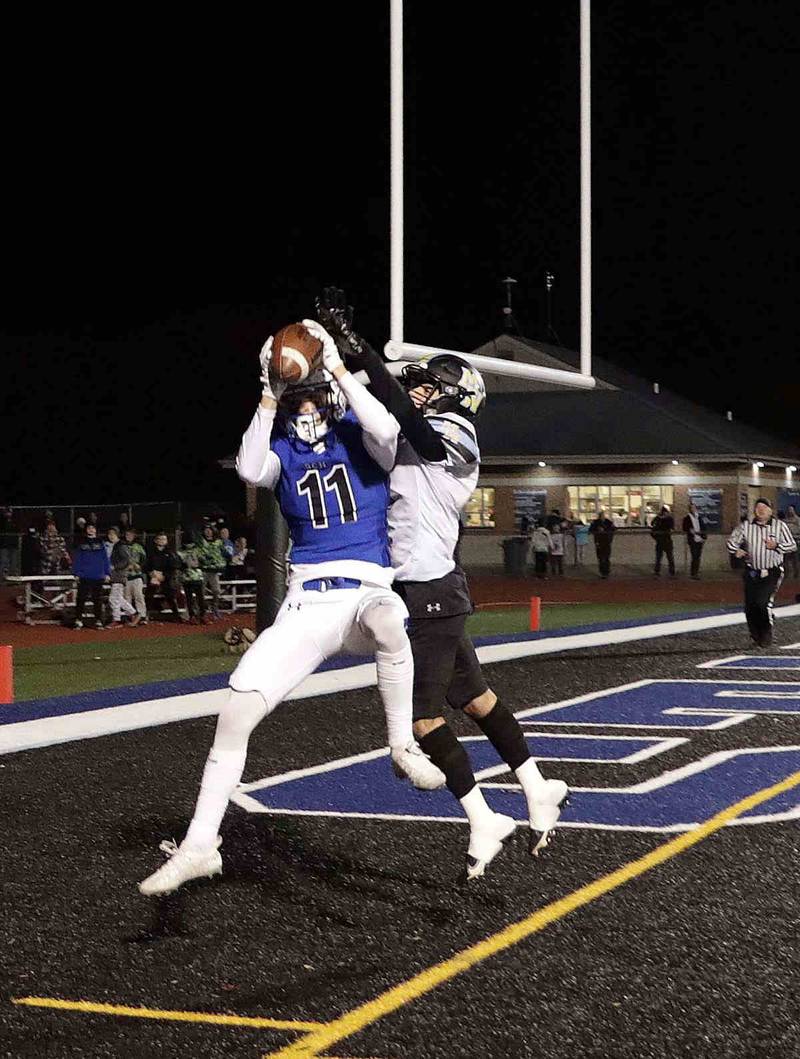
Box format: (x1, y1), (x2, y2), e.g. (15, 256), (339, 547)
(390, 0), (403, 345)
(580, 0), (592, 377)
(382, 340), (596, 389)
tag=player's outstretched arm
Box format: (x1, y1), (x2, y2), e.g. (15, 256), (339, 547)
(315, 288), (446, 463)
(235, 337), (283, 489)
(302, 319), (398, 472)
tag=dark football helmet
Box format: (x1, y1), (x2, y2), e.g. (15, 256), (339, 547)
(276, 369), (346, 444)
(400, 354), (486, 419)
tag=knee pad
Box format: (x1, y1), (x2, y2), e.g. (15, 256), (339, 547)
(213, 688), (272, 752)
(358, 596), (408, 654)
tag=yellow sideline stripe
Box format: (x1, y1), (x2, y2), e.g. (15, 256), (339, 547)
(264, 769), (800, 1058)
(11, 997), (323, 1032)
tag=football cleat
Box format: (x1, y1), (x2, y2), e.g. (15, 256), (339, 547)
(528, 779), (570, 856)
(464, 812), (517, 882)
(138, 836), (222, 896)
(391, 741), (446, 790)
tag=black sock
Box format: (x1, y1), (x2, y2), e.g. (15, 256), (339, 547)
(472, 699), (530, 772)
(418, 724), (476, 800)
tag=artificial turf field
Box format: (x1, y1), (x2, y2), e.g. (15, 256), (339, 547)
(2, 612), (800, 1058)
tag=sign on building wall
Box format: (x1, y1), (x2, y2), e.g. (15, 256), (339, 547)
(778, 488), (800, 515)
(687, 488), (723, 531)
(513, 488), (547, 530)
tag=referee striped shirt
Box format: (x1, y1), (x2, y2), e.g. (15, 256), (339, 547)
(727, 517), (797, 571)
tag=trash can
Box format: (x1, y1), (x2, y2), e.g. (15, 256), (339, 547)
(501, 536), (529, 577)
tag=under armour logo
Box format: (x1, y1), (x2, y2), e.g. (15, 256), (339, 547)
(426, 602), (442, 612)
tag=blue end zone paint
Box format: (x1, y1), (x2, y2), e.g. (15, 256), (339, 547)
(1, 673), (231, 725)
(244, 742), (800, 830)
(707, 657), (800, 670)
(527, 681), (800, 728)
(1, 606), (736, 726)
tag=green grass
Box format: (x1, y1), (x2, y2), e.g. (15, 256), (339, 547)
(11, 602), (724, 702)
(466, 601), (721, 638)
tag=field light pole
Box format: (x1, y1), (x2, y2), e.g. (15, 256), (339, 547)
(580, 0), (592, 377)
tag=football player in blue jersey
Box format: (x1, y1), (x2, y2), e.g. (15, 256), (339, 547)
(139, 320), (443, 896)
(317, 288), (568, 882)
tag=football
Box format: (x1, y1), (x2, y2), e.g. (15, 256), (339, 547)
(271, 323), (323, 384)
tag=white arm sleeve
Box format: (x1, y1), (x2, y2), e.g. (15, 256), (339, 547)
(727, 522), (746, 553)
(337, 371), (399, 473)
(235, 405), (282, 488)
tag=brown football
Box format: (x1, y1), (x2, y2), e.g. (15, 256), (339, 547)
(271, 323), (323, 384)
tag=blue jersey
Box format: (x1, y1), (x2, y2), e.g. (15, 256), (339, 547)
(271, 411), (391, 567)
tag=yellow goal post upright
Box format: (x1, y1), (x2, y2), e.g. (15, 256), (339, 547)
(385, 0), (596, 393)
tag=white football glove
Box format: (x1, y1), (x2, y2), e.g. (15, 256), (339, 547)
(301, 318), (343, 374)
(258, 336), (286, 402)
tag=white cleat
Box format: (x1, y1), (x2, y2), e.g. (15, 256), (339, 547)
(464, 812), (517, 882)
(138, 836), (222, 896)
(529, 779), (570, 856)
(391, 741), (446, 790)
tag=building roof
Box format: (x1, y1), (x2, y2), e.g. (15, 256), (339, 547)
(473, 335), (799, 464)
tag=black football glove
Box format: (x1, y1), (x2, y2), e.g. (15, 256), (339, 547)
(315, 286), (370, 369)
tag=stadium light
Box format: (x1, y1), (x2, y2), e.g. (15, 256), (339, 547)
(538, 461), (547, 468)
(756, 461), (765, 469)
(671, 459), (679, 465)
(788, 465), (797, 473)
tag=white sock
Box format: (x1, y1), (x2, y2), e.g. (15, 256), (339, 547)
(459, 785), (496, 830)
(515, 757), (550, 817)
(184, 746), (247, 850)
(375, 644), (414, 749)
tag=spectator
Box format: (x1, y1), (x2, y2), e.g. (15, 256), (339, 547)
(178, 530), (207, 624)
(73, 515), (88, 542)
(545, 508), (562, 532)
(145, 532), (184, 623)
(785, 506), (800, 578)
(219, 526), (235, 561)
(72, 523), (110, 628)
(197, 524), (227, 619)
(651, 504), (676, 577)
(612, 509), (627, 528)
(123, 528), (148, 623)
(549, 525), (565, 576)
(20, 527), (41, 576)
(106, 528), (141, 628)
(103, 526), (117, 561)
(118, 510), (131, 534)
(519, 514), (532, 538)
(531, 521), (552, 579)
(88, 511), (99, 529)
(682, 503), (708, 581)
(0, 506), (17, 577)
(38, 519), (70, 576)
(228, 536), (250, 579)
(589, 508), (615, 579)
(573, 517), (589, 567)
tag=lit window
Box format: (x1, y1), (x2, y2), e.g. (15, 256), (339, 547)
(464, 488), (495, 528)
(567, 485), (674, 526)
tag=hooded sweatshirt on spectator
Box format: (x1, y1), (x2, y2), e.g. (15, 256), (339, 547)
(72, 537), (111, 580)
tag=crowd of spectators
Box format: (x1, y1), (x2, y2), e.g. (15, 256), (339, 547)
(0, 506), (256, 628)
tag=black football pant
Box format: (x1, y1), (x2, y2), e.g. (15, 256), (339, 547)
(743, 567), (783, 644)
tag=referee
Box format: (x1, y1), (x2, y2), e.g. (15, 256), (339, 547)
(727, 498), (797, 647)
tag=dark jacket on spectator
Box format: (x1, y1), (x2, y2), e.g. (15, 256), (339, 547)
(682, 512), (707, 543)
(146, 546), (180, 581)
(110, 541), (132, 584)
(73, 538), (111, 580)
(589, 517), (615, 541)
(650, 513), (675, 541)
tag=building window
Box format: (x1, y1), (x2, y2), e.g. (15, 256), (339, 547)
(567, 485), (674, 527)
(464, 488), (495, 528)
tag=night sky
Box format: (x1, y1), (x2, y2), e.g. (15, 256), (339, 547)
(2, 2), (797, 507)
